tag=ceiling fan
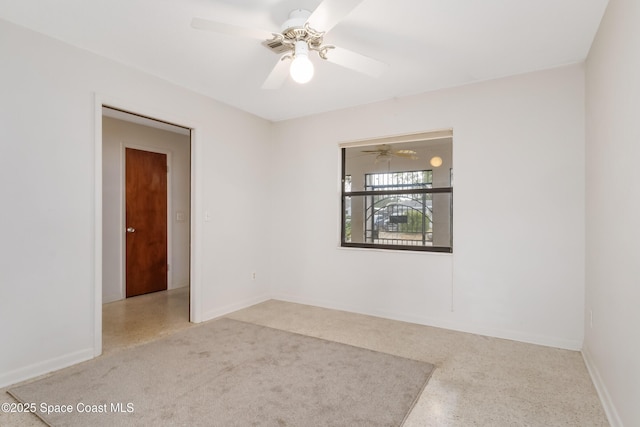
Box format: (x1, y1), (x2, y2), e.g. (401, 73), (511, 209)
(191, 0), (388, 89)
(362, 145), (419, 163)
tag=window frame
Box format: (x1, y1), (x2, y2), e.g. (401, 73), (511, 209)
(340, 132), (453, 253)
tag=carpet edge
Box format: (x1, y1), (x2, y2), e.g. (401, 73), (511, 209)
(6, 389), (54, 427)
(224, 317), (435, 366)
(399, 365), (435, 426)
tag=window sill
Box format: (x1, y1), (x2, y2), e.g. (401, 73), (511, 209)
(338, 243), (452, 254)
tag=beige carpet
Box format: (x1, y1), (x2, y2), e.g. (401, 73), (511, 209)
(9, 318), (434, 426)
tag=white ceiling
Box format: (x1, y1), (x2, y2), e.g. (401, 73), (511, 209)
(0, 0), (609, 122)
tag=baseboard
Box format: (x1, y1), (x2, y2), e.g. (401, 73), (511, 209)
(0, 348), (94, 389)
(102, 291), (123, 304)
(273, 293), (583, 351)
(200, 294), (272, 322)
(582, 346), (623, 427)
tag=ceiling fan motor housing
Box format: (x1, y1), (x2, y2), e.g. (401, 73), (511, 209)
(263, 9), (328, 55)
(281, 9), (312, 33)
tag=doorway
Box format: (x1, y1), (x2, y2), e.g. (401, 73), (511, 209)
(100, 106), (193, 353)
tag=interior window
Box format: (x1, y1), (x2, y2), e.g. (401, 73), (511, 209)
(341, 132), (453, 252)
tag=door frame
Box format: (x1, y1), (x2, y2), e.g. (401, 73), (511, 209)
(94, 93), (204, 357)
(122, 144), (173, 299)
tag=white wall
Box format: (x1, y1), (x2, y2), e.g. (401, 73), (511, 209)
(0, 18), (272, 387)
(271, 64), (586, 350)
(102, 116), (191, 303)
(584, 0), (640, 425)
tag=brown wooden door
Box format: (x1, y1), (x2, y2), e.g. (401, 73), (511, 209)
(125, 148), (168, 297)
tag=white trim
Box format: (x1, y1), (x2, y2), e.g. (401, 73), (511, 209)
(582, 346), (624, 427)
(121, 143), (173, 298)
(0, 348), (94, 389)
(339, 129), (453, 149)
(93, 97), (103, 357)
(190, 127), (203, 323)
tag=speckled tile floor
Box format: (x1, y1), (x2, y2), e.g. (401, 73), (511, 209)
(101, 286), (191, 355)
(227, 301), (609, 426)
(2, 291), (609, 426)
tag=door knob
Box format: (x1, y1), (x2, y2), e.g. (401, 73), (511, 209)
(126, 227), (136, 233)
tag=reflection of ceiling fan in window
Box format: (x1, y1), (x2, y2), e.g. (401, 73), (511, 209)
(362, 145), (418, 163)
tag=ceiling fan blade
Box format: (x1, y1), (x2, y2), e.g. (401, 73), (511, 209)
(362, 145), (391, 153)
(261, 57), (291, 90)
(324, 46), (388, 78)
(394, 152), (419, 159)
(191, 17), (273, 41)
(307, 0), (366, 33)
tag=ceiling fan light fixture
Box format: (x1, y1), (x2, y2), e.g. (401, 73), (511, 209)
(290, 41), (314, 84)
(192, 2), (389, 91)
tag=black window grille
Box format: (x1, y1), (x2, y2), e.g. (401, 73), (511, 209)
(363, 171), (434, 246)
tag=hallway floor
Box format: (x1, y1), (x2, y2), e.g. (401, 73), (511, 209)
(102, 286), (191, 355)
